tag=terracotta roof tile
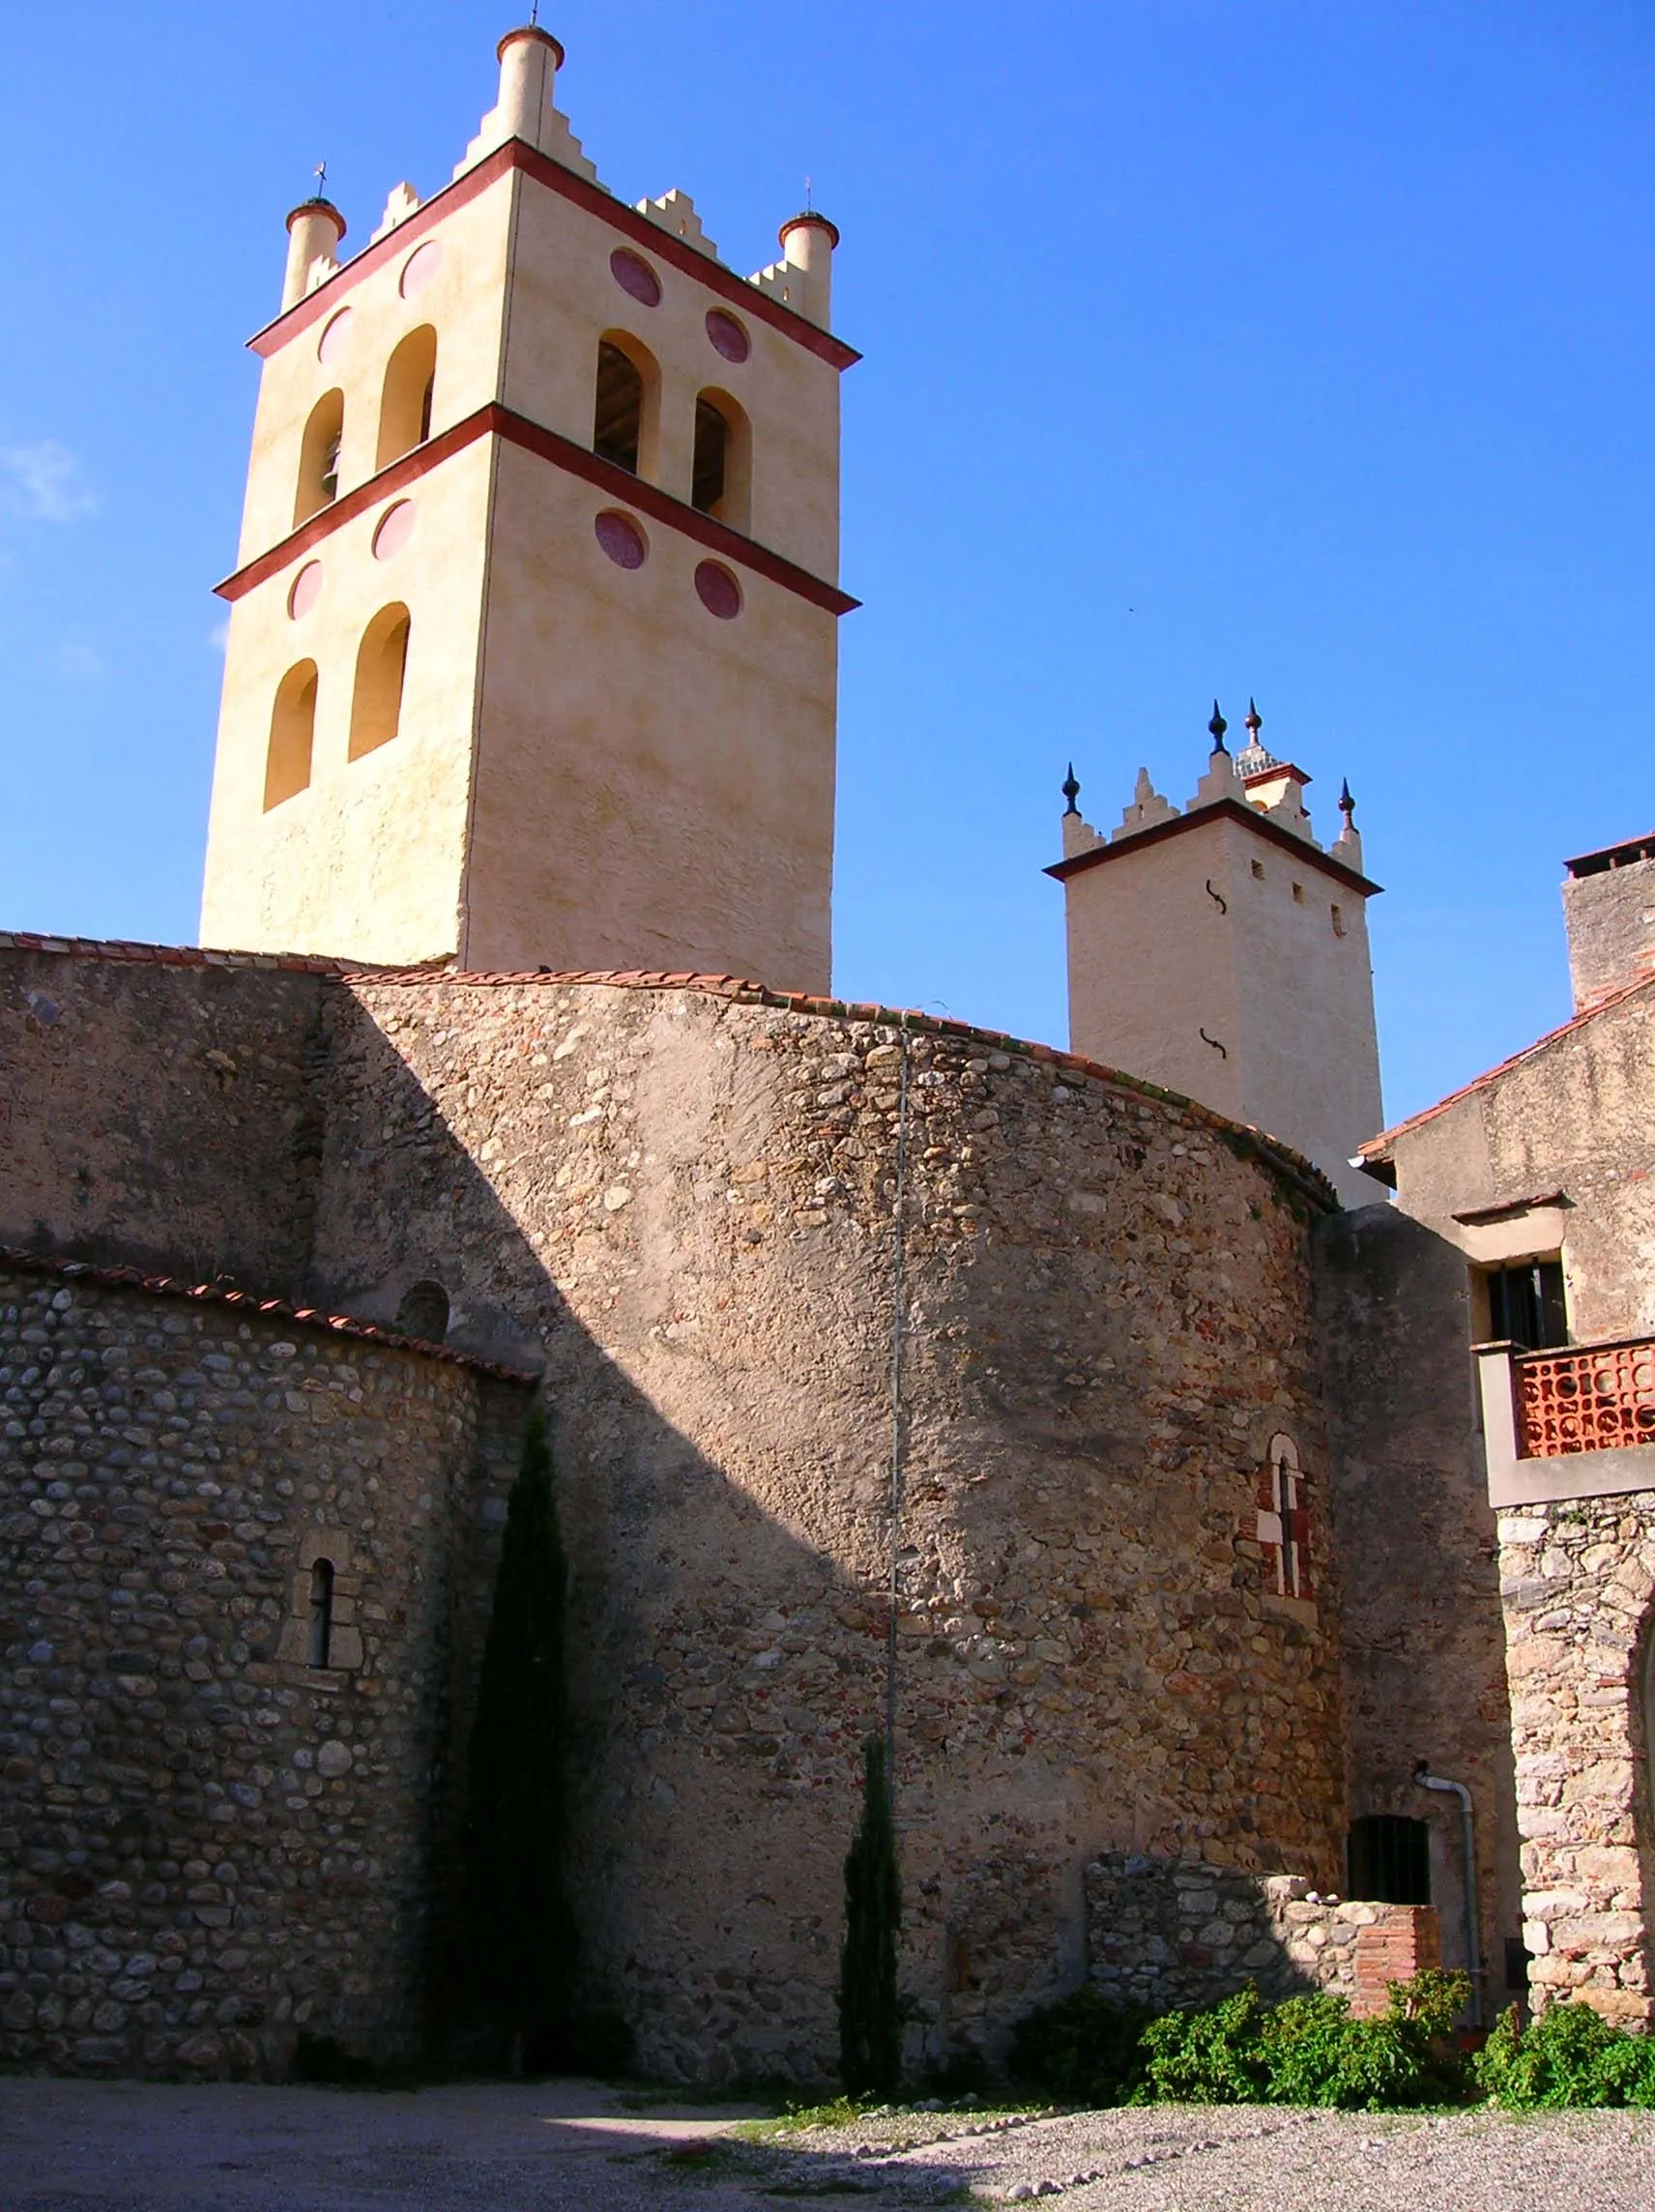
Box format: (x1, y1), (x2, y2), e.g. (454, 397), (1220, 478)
(0, 1243), (536, 1382)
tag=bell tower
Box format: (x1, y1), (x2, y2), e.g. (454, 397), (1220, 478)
(199, 24), (857, 992)
(1048, 704), (1384, 1208)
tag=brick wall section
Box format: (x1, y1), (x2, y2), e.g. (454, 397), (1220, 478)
(1085, 1852), (1440, 2016)
(1497, 1497), (1655, 2027)
(0, 1265), (525, 2076)
(1350, 1905), (1440, 2013)
(308, 975), (1349, 2080)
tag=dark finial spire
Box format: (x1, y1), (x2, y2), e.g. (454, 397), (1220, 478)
(1245, 697), (1263, 739)
(1061, 762), (1081, 816)
(1339, 777), (1355, 825)
(1208, 700), (1228, 751)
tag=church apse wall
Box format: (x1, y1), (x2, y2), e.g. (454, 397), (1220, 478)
(309, 971), (1349, 2080)
(0, 1256), (525, 2078)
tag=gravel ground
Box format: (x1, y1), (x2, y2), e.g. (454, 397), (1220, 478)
(2, 2079), (1653, 2211)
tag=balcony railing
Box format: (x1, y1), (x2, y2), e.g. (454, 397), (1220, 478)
(1515, 1338), (1655, 1459)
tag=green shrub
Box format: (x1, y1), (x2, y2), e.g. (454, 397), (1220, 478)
(1009, 1971), (1475, 2112)
(1259, 1972), (1470, 2110)
(1142, 1983), (1276, 2104)
(1474, 1999), (1655, 2110)
(1006, 1987), (1151, 2107)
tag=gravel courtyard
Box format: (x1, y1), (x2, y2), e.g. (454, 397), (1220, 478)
(3, 2078), (1653, 2211)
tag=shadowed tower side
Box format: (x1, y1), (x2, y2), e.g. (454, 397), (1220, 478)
(1049, 703), (1384, 1208)
(200, 24), (857, 992)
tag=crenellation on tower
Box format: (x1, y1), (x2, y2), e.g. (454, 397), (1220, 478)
(1049, 703), (1384, 1208)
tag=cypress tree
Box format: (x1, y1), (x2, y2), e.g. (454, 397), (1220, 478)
(838, 1732), (903, 2097)
(462, 1404), (577, 2065)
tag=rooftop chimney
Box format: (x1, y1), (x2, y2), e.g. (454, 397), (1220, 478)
(1561, 833), (1655, 1010)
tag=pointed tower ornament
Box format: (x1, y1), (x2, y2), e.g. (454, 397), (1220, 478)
(1208, 700), (1228, 750)
(1339, 777), (1355, 826)
(1061, 763), (1082, 817)
(1244, 698), (1263, 741)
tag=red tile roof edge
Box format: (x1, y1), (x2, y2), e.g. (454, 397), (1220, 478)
(0, 1243), (537, 1383)
(0, 934), (1338, 1211)
(1360, 967), (1655, 1162)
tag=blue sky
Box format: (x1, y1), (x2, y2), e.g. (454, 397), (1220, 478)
(1, 0), (1650, 1127)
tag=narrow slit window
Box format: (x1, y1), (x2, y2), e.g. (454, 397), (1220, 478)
(307, 1558), (335, 1669)
(1331, 903), (1347, 937)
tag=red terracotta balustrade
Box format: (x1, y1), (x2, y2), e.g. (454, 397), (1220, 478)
(1516, 1338), (1655, 1458)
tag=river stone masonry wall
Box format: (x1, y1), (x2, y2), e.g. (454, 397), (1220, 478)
(1497, 1496), (1655, 2026)
(1085, 1851), (1440, 2014)
(0, 1261), (524, 2077)
(306, 973), (1350, 2079)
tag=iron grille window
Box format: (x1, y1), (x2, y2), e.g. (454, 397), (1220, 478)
(1347, 1814), (1431, 1906)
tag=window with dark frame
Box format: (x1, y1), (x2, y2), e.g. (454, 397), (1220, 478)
(1347, 1813), (1431, 1906)
(1485, 1258), (1568, 1351)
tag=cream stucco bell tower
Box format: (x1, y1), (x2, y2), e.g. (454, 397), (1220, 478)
(200, 25), (857, 991)
(1049, 704), (1384, 1208)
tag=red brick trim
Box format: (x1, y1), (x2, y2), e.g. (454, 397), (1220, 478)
(1046, 797), (1381, 899)
(0, 1243), (536, 1382)
(212, 402), (859, 618)
(248, 139), (860, 373)
(0, 936), (1339, 1211)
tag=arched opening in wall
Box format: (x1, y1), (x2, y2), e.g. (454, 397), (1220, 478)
(691, 388), (751, 532)
(593, 335), (658, 478)
(376, 325), (438, 468)
(264, 660), (318, 809)
(349, 604), (410, 760)
(295, 389), (345, 525)
(394, 1279), (450, 1342)
(1347, 1814), (1432, 1905)
(307, 1558), (335, 1669)
(1258, 1432), (1310, 1599)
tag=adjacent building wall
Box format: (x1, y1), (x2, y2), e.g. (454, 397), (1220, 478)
(1314, 1203), (1524, 2011)
(0, 1261), (523, 2076)
(1378, 979), (1655, 2023)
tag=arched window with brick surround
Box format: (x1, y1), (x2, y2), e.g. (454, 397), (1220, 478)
(1256, 1431), (1311, 1600)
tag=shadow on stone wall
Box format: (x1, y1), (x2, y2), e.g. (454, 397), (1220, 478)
(4, 955), (1359, 2086)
